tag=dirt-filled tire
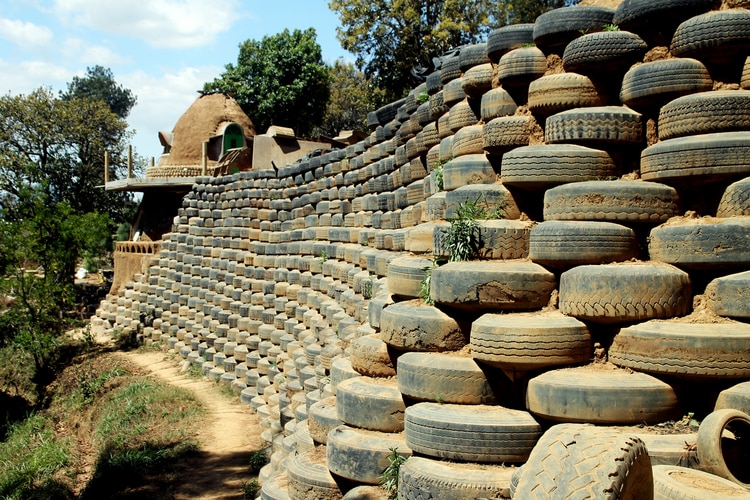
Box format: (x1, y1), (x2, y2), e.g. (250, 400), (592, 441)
(715, 381), (750, 415)
(441, 153), (496, 191)
(482, 116), (532, 155)
(379, 300), (466, 352)
(451, 124), (485, 157)
(533, 6), (615, 53)
(528, 73), (604, 117)
(326, 425), (411, 485)
(544, 106), (644, 146)
(526, 366), (681, 424)
(610, 320), (750, 379)
(620, 58), (713, 110)
(480, 87), (518, 121)
(442, 78), (466, 107)
(496, 47), (547, 87)
(562, 30), (648, 76)
(613, 0), (720, 38)
(501, 144), (618, 190)
(440, 54), (461, 84)
(543, 180), (680, 225)
(396, 351), (497, 404)
(386, 255), (434, 299)
(641, 132), (750, 184)
(696, 409), (750, 489)
(335, 376), (406, 432)
(559, 262), (692, 324)
(459, 42), (488, 72)
(529, 221), (638, 268)
(307, 396), (343, 445)
(658, 91), (750, 140)
(653, 465), (750, 500)
(404, 402), (542, 463)
(707, 270), (750, 318)
(514, 423), (653, 499)
(448, 100), (480, 133)
(648, 217), (750, 270)
(286, 450), (342, 500)
(671, 9), (750, 66)
(717, 177), (750, 217)
(487, 23), (535, 62)
(348, 334), (396, 377)
(398, 456), (514, 500)
(743, 55), (750, 89)
(461, 63), (493, 98)
(430, 260), (556, 312)
(470, 311), (592, 372)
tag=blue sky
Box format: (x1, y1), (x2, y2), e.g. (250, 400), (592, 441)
(0, 0), (353, 163)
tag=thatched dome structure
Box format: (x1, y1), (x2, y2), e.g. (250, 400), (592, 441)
(147, 93), (255, 178)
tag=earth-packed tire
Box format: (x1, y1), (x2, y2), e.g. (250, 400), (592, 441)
(461, 63), (493, 98)
(440, 54), (461, 84)
(533, 6), (615, 53)
(671, 9), (750, 66)
(286, 450), (342, 500)
(441, 153), (496, 191)
(648, 217), (750, 270)
(653, 465), (750, 500)
(329, 357), (361, 394)
(514, 423), (653, 499)
(470, 311), (592, 372)
(559, 262), (692, 324)
(658, 91), (750, 140)
(386, 255), (434, 299)
(610, 320), (750, 379)
(529, 221), (638, 268)
(476, 219), (530, 260)
(451, 124), (485, 157)
(442, 78), (466, 107)
(526, 366), (681, 424)
(307, 396), (343, 445)
(562, 30), (648, 76)
(404, 402), (542, 463)
(458, 42), (488, 72)
(717, 177), (750, 217)
(480, 87), (517, 121)
(482, 116), (532, 155)
(543, 180), (680, 225)
(425, 70), (442, 95)
(528, 73), (604, 117)
(396, 351), (497, 404)
(613, 0), (720, 38)
(697, 409), (750, 488)
(716, 381), (750, 415)
(487, 23), (535, 62)
(501, 144), (618, 190)
(621, 58), (713, 110)
(430, 260), (556, 312)
(260, 472), (290, 500)
(326, 425), (411, 485)
(398, 456), (514, 500)
(496, 47), (547, 87)
(335, 376), (406, 432)
(443, 183), (521, 221)
(634, 432), (698, 467)
(743, 55), (750, 89)
(641, 132), (750, 184)
(708, 270), (750, 318)
(379, 299), (467, 352)
(448, 100), (480, 133)
(348, 334), (396, 377)
(544, 106), (644, 146)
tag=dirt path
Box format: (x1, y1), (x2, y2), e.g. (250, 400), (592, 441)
(121, 350), (264, 500)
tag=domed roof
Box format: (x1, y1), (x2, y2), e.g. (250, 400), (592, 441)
(159, 93), (255, 168)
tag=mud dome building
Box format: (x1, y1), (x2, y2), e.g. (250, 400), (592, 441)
(93, 1), (750, 498)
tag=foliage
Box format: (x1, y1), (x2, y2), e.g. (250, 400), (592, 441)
(318, 59), (387, 137)
(60, 65), (137, 119)
(328, 0), (575, 101)
(602, 23), (620, 31)
(320, 249), (329, 263)
(433, 163), (445, 192)
(204, 28), (331, 138)
(0, 87), (138, 223)
(248, 448), (269, 474)
(441, 197), (504, 262)
(243, 479), (261, 499)
(419, 264), (435, 306)
(380, 447), (408, 500)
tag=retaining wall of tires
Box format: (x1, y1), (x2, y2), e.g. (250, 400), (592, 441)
(92, 1), (750, 498)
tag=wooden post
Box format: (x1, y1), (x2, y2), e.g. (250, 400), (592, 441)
(104, 151), (109, 184)
(150, 157), (155, 168)
(127, 145), (133, 178)
(202, 141), (208, 176)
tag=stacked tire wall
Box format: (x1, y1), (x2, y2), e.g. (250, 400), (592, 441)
(92, 1), (750, 498)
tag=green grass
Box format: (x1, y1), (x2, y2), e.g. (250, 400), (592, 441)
(0, 413), (72, 500)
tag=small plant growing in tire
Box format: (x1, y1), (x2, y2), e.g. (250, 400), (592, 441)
(380, 447), (408, 500)
(248, 448), (269, 474)
(442, 197), (505, 262)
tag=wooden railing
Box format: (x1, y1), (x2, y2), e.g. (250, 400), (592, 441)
(115, 240), (162, 255)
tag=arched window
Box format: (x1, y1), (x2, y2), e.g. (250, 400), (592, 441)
(223, 123), (244, 153)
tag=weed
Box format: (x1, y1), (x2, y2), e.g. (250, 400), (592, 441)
(319, 250), (329, 263)
(522, 42), (537, 48)
(436, 394), (444, 404)
(602, 23), (619, 31)
(72, 364), (128, 407)
(419, 264), (435, 306)
(434, 164), (444, 192)
(362, 277), (374, 299)
(243, 478), (261, 499)
(441, 197), (504, 262)
(417, 90), (429, 104)
(248, 448), (269, 474)
(380, 447), (408, 500)
(578, 28), (589, 35)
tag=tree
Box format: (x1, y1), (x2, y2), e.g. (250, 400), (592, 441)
(203, 28), (331, 138)
(60, 65), (137, 119)
(328, 0), (573, 101)
(0, 87), (136, 223)
(317, 59), (387, 137)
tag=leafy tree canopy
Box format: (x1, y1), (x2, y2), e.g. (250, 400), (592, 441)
(203, 28), (331, 138)
(329, 0), (571, 101)
(60, 65), (137, 120)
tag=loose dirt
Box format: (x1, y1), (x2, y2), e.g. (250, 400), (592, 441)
(121, 350), (264, 500)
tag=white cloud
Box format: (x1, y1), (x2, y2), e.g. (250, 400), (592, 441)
(0, 17), (54, 47)
(52, 0), (241, 48)
(121, 65), (223, 159)
(63, 37), (131, 66)
(0, 59), (72, 95)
